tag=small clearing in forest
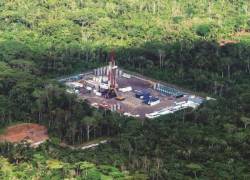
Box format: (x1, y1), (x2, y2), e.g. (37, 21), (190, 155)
(0, 123), (49, 147)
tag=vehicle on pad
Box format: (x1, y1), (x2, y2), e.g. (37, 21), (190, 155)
(115, 96), (126, 101)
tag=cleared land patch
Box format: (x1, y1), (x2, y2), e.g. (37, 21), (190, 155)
(60, 67), (204, 118)
(0, 123), (48, 147)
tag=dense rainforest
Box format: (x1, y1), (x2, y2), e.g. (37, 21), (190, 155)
(0, 0), (250, 179)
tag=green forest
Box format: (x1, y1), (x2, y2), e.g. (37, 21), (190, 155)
(0, 0), (250, 179)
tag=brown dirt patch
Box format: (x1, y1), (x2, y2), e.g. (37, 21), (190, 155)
(219, 39), (239, 46)
(233, 30), (250, 37)
(0, 123), (48, 146)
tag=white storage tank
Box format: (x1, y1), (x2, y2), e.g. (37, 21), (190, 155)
(95, 92), (102, 96)
(102, 76), (108, 82)
(86, 86), (92, 91)
(119, 86), (132, 92)
(100, 83), (109, 89)
(122, 73), (131, 79)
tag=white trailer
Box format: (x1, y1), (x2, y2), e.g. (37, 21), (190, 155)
(119, 86), (132, 92)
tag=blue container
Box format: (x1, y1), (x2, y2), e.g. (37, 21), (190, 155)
(142, 94), (150, 99)
(144, 97), (159, 104)
(135, 92), (143, 98)
(135, 90), (150, 98)
(143, 96), (150, 102)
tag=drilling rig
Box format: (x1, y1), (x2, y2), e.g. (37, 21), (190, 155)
(105, 50), (118, 98)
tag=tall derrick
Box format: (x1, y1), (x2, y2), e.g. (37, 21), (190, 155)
(104, 50), (118, 99)
(108, 50), (118, 89)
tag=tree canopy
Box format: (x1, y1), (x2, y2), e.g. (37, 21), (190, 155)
(0, 0), (250, 179)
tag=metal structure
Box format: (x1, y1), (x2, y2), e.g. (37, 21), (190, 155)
(101, 51), (118, 99)
(154, 83), (184, 98)
(108, 50), (118, 89)
(59, 49), (205, 118)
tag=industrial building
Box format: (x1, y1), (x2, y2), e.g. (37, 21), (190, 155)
(59, 51), (204, 118)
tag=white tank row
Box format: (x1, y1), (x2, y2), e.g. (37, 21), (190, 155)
(93, 76), (108, 83)
(154, 83), (167, 91)
(110, 103), (121, 111)
(93, 66), (123, 77)
(94, 66), (109, 76)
